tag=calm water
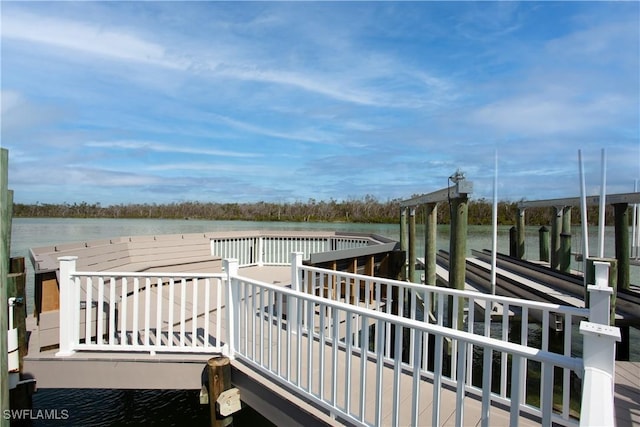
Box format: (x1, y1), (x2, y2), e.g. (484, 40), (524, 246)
(9, 218), (639, 425)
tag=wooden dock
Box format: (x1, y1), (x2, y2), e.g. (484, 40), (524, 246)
(22, 262), (640, 426)
(22, 263), (543, 427)
(18, 232), (640, 426)
(25, 267), (538, 426)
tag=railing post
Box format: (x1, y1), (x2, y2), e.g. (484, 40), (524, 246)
(56, 256), (78, 357)
(288, 252), (303, 332)
(579, 260), (621, 426)
(579, 321), (620, 426)
(223, 258), (239, 359)
(257, 236), (264, 267)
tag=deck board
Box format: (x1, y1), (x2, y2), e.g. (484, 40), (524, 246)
(615, 362), (640, 427)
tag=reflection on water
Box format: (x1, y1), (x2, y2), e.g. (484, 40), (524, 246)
(31, 389), (273, 427)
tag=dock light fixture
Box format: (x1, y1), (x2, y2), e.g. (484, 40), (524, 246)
(449, 169), (473, 196)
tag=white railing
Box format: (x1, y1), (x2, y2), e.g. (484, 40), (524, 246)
(56, 256), (227, 356)
(225, 254), (620, 427)
(299, 262), (590, 424)
(211, 234), (372, 267)
(56, 253), (620, 427)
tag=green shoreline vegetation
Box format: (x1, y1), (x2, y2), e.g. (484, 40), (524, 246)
(13, 195), (617, 226)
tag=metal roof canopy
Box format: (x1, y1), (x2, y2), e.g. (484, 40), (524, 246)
(518, 192), (640, 209)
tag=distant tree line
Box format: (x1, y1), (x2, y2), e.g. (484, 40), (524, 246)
(12, 196), (616, 226)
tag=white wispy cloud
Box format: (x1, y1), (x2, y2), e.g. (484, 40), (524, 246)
(471, 93), (625, 136)
(545, 18), (638, 66)
(144, 162), (291, 179)
(454, 2), (526, 42)
(467, 10), (638, 139)
(208, 113), (336, 145)
(1, 7), (456, 110)
(1, 90), (66, 138)
(85, 140), (261, 158)
(1, 11), (185, 70)
(1, 90), (22, 115)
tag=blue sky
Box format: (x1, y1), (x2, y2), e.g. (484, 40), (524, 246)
(1, 1), (638, 205)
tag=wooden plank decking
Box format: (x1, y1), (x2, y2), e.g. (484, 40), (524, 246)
(615, 361), (640, 427)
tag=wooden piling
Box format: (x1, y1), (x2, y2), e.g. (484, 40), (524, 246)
(1, 148), (10, 427)
(560, 233), (571, 273)
(399, 207), (407, 281)
(562, 206), (572, 270)
(449, 196), (468, 291)
(562, 206), (572, 234)
(424, 203), (437, 287)
(516, 208), (525, 259)
(613, 203), (630, 291)
(207, 356), (233, 427)
(538, 226), (550, 262)
(448, 195), (468, 329)
(551, 206), (563, 270)
(509, 226), (517, 257)
(408, 207), (416, 283)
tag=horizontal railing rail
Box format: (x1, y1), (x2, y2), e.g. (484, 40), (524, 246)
(56, 256), (227, 356)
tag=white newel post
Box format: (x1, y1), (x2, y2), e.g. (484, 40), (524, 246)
(579, 261), (621, 426)
(257, 236), (264, 267)
(223, 258), (239, 359)
(7, 297), (19, 388)
(288, 252), (303, 333)
(56, 256), (78, 357)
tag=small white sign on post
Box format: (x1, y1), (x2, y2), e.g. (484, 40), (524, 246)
(199, 385), (209, 405)
(216, 388), (241, 417)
